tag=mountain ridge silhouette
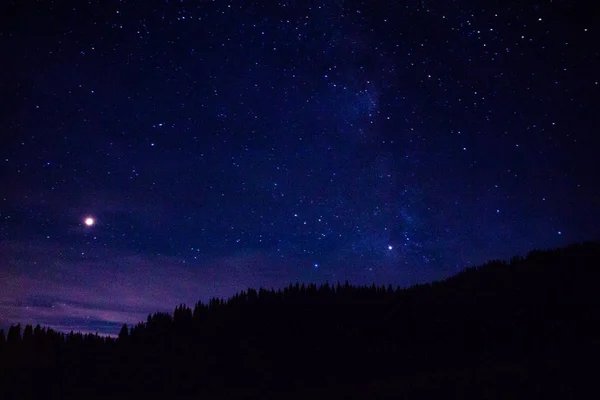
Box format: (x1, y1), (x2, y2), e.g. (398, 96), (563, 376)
(1, 241), (599, 399)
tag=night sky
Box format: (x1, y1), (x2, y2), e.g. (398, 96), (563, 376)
(1, 0), (598, 335)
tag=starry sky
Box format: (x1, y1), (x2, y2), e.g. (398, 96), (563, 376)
(1, 0), (598, 334)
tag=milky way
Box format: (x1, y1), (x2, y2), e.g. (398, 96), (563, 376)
(1, 0), (598, 334)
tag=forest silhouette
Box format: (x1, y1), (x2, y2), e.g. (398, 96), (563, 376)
(1, 242), (599, 399)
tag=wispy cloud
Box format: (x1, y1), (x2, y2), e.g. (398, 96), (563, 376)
(0, 240), (293, 334)
(0, 237), (441, 334)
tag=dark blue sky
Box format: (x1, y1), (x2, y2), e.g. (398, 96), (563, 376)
(1, 0), (598, 334)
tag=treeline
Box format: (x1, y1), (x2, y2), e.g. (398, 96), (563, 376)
(1, 242), (600, 399)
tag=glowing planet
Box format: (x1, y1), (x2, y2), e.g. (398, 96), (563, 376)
(84, 217), (95, 226)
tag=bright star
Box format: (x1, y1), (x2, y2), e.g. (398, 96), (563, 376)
(388, 245), (393, 250)
(84, 217), (95, 227)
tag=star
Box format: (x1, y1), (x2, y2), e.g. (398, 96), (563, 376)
(0, 0), (596, 337)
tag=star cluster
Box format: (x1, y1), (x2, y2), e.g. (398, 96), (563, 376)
(1, 0), (598, 334)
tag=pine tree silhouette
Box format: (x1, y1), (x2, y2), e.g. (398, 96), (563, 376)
(0, 328), (5, 352)
(7, 324), (21, 344)
(1, 242), (600, 399)
(118, 324), (129, 342)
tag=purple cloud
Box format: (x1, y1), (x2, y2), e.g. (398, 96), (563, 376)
(0, 237), (441, 334)
(0, 240), (295, 334)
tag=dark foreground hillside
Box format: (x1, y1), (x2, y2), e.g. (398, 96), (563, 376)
(1, 242), (600, 399)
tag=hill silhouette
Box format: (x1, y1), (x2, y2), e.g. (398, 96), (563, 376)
(1, 242), (599, 399)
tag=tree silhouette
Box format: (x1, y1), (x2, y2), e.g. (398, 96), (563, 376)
(1, 242), (599, 399)
(118, 324), (129, 342)
(7, 323), (21, 344)
(22, 324), (33, 343)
